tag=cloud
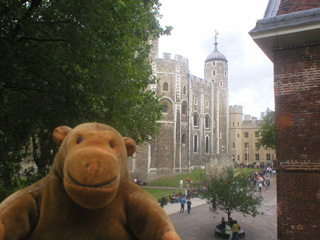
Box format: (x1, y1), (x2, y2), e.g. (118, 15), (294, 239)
(158, 0), (274, 118)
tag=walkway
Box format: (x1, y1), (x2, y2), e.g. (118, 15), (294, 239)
(167, 176), (277, 240)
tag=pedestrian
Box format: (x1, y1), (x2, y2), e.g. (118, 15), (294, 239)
(186, 177), (190, 188)
(180, 196), (186, 213)
(187, 198), (192, 214)
(231, 220), (241, 240)
(179, 179), (183, 189)
(266, 178), (270, 192)
(224, 222), (232, 240)
(258, 182), (262, 192)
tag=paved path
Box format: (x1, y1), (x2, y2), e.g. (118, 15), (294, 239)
(166, 176), (277, 240)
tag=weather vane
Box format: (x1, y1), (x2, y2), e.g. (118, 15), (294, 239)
(214, 30), (219, 43)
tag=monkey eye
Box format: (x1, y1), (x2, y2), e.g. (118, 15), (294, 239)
(77, 137), (83, 144)
(109, 141), (114, 148)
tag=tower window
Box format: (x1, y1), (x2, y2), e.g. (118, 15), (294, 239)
(205, 136), (209, 153)
(194, 135), (198, 153)
(205, 115), (209, 128)
(193, 113), (199, 127)
(213, 70), (216, 76)
(162, 104), (168, 113)
(220, 81), (223, 87)
(183, 86), (187, 94)
(182, 134), (186, 144)
(163, 82), (168, 91)
(182, 103), (187, 115)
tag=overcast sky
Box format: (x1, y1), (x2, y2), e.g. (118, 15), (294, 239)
(157, 0), (274, 119)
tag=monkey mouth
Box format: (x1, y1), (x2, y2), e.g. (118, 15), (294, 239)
(67, 172), (117, 188)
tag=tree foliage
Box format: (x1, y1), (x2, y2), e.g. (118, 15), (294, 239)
(0, 0), (169, 189)
(258, 111), (276, 150)
(202, 168), (263, 222)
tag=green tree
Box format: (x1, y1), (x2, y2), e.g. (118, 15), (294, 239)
(0, 0), (170, 189)
(258, 111), (276, 149)
(203, 168), (263, 222)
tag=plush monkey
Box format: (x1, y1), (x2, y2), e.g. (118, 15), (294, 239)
(0, 123), (180, 240)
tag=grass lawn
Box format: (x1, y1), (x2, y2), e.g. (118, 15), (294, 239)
(147, 169), (205, 188)
(144, 168), (261, 200)
(234, 167), (261, 176)
(144, 188), (179, 202)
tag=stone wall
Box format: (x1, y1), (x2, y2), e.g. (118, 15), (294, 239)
(205, 154), (234, 178)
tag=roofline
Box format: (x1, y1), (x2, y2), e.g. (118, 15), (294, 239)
(249, 8), (320, 62)
(263, 0), (281, 18)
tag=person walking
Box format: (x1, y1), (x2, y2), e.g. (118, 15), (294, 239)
(180, 196), (186, 213)
(179, 179), (183, 189)
(231, 220), (241, 240)
(187, 198), (192, 214)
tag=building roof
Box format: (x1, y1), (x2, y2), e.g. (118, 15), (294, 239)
(249, 6), (320, 61)
(205, 35), (227, 62)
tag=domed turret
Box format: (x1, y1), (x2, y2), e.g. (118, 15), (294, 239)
(205, 33), (226, 62)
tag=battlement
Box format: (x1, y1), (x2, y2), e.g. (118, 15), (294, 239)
(160, 53), (189, 64)
(229, 105), (243, 114)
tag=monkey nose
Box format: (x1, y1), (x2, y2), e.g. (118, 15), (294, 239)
(86, 162), (99, 178)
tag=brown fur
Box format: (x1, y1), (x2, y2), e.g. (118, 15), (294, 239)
(0, 123), (180, 240)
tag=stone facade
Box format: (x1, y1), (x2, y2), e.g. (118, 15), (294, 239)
(250, 1), (320, 239)
(229, 106), (276, 167)
(129, 38), (230, 180)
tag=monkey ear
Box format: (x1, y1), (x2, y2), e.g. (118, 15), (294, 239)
(123, 137), (136, 157)
(53, 126), (72, 146)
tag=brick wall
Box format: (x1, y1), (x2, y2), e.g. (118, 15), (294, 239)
(274, 43), (320, 162)
(277, 0), (320, 15)
(274, 42), (320, 239)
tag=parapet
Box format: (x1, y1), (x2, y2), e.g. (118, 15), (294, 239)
(160, 53), (189, 65)
(229, 105), (243, 114)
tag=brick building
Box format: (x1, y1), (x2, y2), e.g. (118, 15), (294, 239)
(129, 36), (230, 180)
(229, 105), (276, 167)
(250, 0), (320, 239)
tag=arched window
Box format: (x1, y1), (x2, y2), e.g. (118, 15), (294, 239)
(183, 86), (186, 94)
(193, 113), (198, 126)
(163, 82), (168, 91)
(220, 81), (223, 87)
(205, 136), (209, 153)
(213, 70), (216, 76)
(194, 135), (198, 153)
(182, 134), (186, 144)
(182, 103), (187, 115)
(205, 115), (209, 128)
(162, 104), (168, 113)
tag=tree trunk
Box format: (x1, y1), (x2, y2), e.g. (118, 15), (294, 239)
(227, 212), (231, 223)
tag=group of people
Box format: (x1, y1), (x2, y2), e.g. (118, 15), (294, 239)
(248, 169), (272, 193)
(179, 196), (192, 214)
(217, 217), (241, 240)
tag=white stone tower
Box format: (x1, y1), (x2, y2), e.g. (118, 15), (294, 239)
(204, 32), (229, 155)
